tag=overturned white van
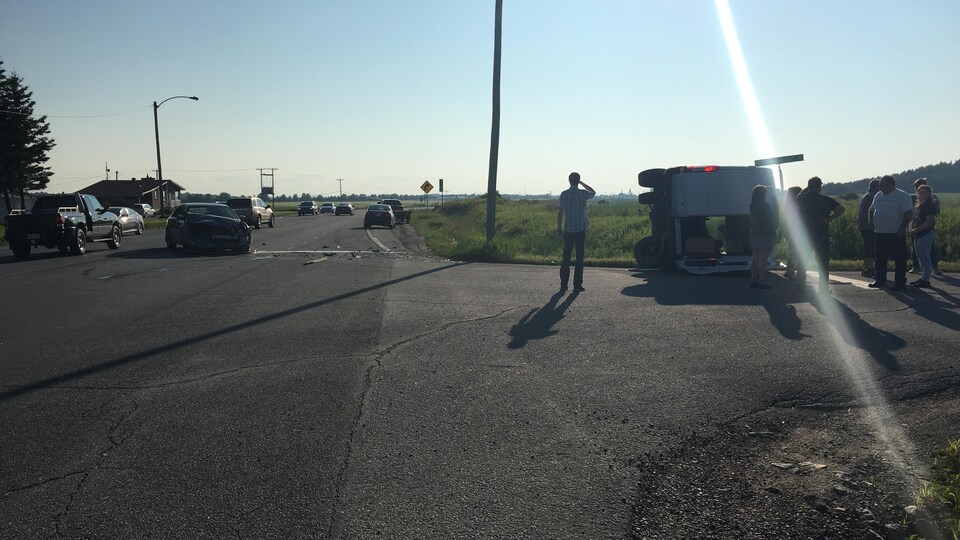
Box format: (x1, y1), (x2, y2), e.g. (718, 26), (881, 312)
(634, 165), (781, 274)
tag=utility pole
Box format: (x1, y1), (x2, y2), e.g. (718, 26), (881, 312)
(337, 178), (343, 202)
(486, 0), (503, 242)
(258, 168), (278, 207)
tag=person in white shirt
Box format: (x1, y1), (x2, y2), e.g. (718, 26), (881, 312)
(868, 175), (914, 291)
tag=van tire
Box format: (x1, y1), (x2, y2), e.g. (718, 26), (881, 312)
(638, 168), (666, 188)
(634, 236), (662, 268)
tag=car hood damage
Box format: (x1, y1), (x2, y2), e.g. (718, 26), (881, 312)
(176, 214), (251, 251)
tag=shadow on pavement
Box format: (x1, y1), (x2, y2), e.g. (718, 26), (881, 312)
(507, 290), (579, 349)
(0, 261), (469, 402)
(621, 271), (807, 341)
(810, 294), (904, 371)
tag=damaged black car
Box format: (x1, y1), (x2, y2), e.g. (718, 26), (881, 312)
(165, 203), (252, 253)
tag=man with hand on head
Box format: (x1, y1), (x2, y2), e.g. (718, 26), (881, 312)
(557, 172), (596, 293)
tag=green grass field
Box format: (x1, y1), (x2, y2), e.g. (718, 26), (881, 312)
(408, 195), (960, 271)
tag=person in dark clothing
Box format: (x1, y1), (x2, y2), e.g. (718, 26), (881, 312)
(782, 186), (802, 280)
(795, 176), (845, 292)
(749, 185), (777, 289)
(857, 180), (881, 277)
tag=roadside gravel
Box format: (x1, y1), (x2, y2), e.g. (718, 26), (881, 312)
(631, 388), (960, 539)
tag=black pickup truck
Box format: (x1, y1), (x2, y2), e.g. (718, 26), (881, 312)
(4, 193), (122, 259)
(379, 199), (411, 224)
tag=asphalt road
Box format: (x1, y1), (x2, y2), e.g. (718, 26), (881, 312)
(1, 213), (958, 539)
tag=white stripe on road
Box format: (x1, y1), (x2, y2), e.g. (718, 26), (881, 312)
(365, 229), (392, 252)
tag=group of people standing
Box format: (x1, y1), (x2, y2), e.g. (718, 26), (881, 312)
(750, 174), (941, 292)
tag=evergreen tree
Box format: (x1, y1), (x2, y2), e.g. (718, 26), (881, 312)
(0, 60), (55, 211)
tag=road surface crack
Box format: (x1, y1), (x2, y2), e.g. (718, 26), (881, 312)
(325, 306), (516, 537)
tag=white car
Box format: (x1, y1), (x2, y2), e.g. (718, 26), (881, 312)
(132, 203), (157, 218)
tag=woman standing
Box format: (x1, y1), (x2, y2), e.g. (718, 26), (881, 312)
(750, 185), (777, 289)
(910, 185), (937, 288)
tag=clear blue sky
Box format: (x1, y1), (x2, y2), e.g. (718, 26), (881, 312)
(2, 0), (958, 197)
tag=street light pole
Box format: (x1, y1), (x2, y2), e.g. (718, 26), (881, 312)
(154, 95), (198, 215)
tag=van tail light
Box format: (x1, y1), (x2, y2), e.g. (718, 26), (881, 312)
(685, 165), (720, 172)
(56, 214), (64, 227)
(703, 166), (719, 172)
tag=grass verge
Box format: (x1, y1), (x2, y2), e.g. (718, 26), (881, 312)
(908, 438), (960, 539)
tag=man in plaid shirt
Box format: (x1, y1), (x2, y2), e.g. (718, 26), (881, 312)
(557, 172), (596, 292)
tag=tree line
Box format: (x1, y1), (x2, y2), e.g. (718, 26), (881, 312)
(822, 159), (960, 196)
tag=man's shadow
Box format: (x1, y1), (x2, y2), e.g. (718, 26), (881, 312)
(810, 294), (904, 370)
(507, 291), (579, 349)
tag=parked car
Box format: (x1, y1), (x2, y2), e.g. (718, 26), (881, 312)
(4, 193), (121, 259)
(363, 204), (396, 229)
(298, 201), (319, 216)
(165, 203), (251, 253)
(226, 197), (274, 228)
(132, 203), (157, 218)
(109, 206), (145, 235)
(379, 199), (411, 223)
(319, 202), (335, 214)
(334, 202), (354, 216)
(634, 165), (779, 274)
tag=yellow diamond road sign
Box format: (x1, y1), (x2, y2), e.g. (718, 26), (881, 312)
(420, 181), (434, 194)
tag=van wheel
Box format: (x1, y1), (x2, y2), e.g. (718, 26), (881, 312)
(634, 236), (662, 268)
(638, 168), (666, 188)
(70, 229), (86, 255)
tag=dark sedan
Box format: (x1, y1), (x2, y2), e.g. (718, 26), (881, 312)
(363, 204), (395, 229)
(165, 203), (252, 253)
(298, 201), (318, 216)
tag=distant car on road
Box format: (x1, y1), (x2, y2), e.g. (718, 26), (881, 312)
(132, 203), (157, 218)
(319, 202), (335, 214)
(335, 202), (354, 216)
(298, 201), (319, 216)
(165, 203), (251, 253)
(109, 206), (145, 235)
(363, 204), (396, 229)
(226, 197), (274, 229)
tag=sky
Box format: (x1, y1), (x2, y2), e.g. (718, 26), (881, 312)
(2, 0), (959, 198)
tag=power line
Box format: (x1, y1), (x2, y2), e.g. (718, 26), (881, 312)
(0, 105), (149, 119)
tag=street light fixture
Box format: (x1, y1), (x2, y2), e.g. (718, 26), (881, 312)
(153, 95), (198, 215)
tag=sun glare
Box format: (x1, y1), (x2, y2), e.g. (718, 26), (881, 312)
(715, 0), (932, 514)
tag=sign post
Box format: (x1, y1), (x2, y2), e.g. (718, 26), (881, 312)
(754, 154), (804, 191)
(421, 180), (433, 206)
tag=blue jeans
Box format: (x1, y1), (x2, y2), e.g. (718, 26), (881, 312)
(914, 232), (935, 282)
(560, 230), (586, 288)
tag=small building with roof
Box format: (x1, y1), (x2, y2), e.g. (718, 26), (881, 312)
(80, 177), (185, 212)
